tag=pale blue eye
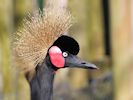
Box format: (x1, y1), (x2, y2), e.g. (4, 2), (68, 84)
(63, 52), (68, 57)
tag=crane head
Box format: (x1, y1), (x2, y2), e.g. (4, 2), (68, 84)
(48, 35), (98, 70)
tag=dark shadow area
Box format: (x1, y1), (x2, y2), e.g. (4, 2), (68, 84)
(102, 0), (111, 56)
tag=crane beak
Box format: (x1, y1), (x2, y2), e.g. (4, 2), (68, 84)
(65, 54), (98, 69)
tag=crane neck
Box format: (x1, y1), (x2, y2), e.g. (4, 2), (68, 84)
(29, 57), (55, 100)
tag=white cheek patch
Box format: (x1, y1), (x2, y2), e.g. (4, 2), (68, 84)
(49, 46), (65, 68)
(49, 46), (62, 54)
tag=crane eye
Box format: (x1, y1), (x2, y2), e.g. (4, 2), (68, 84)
(63, 52), (68, 58)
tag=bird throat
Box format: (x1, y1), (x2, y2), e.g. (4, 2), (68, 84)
(29, 58), (55, 100)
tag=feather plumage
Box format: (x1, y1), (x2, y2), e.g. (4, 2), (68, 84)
(12, 6), (72, 76)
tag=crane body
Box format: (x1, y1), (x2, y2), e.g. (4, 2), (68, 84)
(12, 5), (98, 100)
(29, 35), (97, 100)
(30, 57), (54, 100)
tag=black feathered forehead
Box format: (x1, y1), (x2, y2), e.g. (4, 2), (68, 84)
(52, 35), (80, 55)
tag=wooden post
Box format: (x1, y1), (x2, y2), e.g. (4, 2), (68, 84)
(110, 0), (133, 100)
(0, 0), (14, 100)
(68, 0), (104, 89)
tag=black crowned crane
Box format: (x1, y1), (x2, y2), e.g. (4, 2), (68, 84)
(12, 6), (98, 100)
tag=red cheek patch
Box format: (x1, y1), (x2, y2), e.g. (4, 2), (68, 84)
(49, 46), (65, 68)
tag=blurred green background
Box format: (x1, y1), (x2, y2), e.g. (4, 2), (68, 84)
(0, 0), (133, 100)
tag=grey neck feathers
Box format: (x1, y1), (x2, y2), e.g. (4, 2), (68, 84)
(29, 57), (55, 100)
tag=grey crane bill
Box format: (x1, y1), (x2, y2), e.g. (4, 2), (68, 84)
(65, 54), (98, 69)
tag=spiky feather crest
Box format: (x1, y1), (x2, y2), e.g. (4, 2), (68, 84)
(13, 7), (72, 75)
